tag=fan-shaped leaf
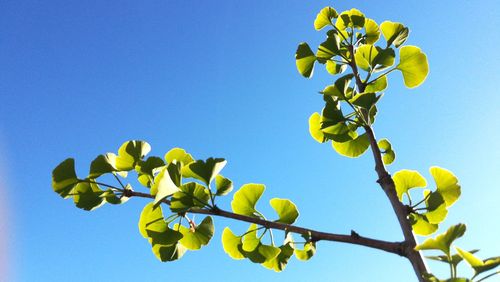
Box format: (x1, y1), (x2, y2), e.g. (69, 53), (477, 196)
(115, 140), (151, 171)
(174, 216), (214, 250)
(396, 46), (429, 88)
(221, 227), (245, 260)
(164, 148), (194, 166)
(365, 76), (388, 93)
(409, 213), (438, 236)
(295, 43), (316, 78)
(430, 166), (461, 207)
(181, 157), (227, 185)
(73, 182), (105, 211)
(52, 158), (79, 198)
(153, 167), (180, 205)
(314, 6), (338, 30)
(364, 18), (380, 44)
(456, 247), (500, 275)
(332, 133), (370, 158)
(380, 21), (409, 47)
(215, 175), (233, 196)
(89, 153), (118, 178)
(309, 112), (327, 143)
(242, 224), (260, 252)
(416, 223), (467, 256)
(335, 9), (365, 30)
(393, 169), (427, 201)
(170, 182), (210, 212)
(270, 198), (299, 224)
(231, 184), (265, 217)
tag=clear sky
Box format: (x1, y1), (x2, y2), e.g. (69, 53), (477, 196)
(1, 1), (499, 281)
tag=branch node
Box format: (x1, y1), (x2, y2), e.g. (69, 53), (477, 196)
(350, 230), (360, 239)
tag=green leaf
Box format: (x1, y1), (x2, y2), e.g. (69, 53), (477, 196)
(181, 157), (227, 185)
(152, 242), (187, 262)
(136, 156), (165, 176)
(295, 43), (316, 78)
(174, 216), (214, 250)
(316, 34), (340, 60)
(354, 45), (378, 71)
(365, 76), (388, 93)
(269, 198), (299, 224)
(231, 184), (265, 217)
(170, 182), (210, 212)
(242, 224), (260, 252)
(325, 60), (347, 75)
(364, 18), (380, 44)
(102, 187), (130, 205)
(295, 241), (316, 261)
(89, 153), (118, 178)
(373, 48), (396, 71)
(383, 150), (395, 165)
(415, 223), (467, 255)
(393, 169), (427, 201)
(52, 158), (79, 198)
(427, 249), (479, 267)
(380, 21), (409, 47)
(335, 9), (365, 30)
(378, 138), (392, 151)
(221, 227), (245, 260)
(139, 202), (166, 239)
(244, 243), (281, 264)
(308, 112), (327, 143)
(153, 167), (180, 205)
(215, 175), (233, 196)
(262, 242), (294, 272)
(332, 133), (370, 158)
(320, 74), (353, 98)
(164, 148), (194, 166)
(73, 181), (105, 211)
(409, 213), (438, 236)
(422, 190), (448, 224)
(430, 166), (461, 207)
(378, 138), (395, 165)
(456, 247), (500, 275)
(115, 140), (151, 171)
(396, 45), (429, 88)
(314, 6), (338, 30)
(349, 92), (380, 110)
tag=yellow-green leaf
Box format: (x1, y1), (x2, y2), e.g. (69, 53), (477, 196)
(396, 46), (429, 88)
(153, 167), (180, 205)
(242, 224), (260, 252)
(393, 169), (427, 201)
(181, 157), (227, 185)
(430, 166), (461, 207)
(332, 133), (370, 158)
(174, 216), (214, 250)
(409, 213), (438, 236)
(415, 223), (466, 255)
(164, 147), (194, 166)
(52, 158), (79, 198)
(295, 43), (316, 78)
(364, 18), (380, 44)
(380, 21), (409, 47)
(215, 175), (233, 196)
(115, 140), (151, 171)
(335, 9), (365, 30)
(365, 76), (388, 93)
(269, 198), (299, 224)
(314, 6), (338, 31)
(73, 182), (105, 211)
(221, 227), (245, 260)
(231, 184), (265, 217)
(308, 112), (327, 143)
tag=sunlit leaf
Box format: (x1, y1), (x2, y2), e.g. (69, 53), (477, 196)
(335, 9), (365, 30)
(380, 21), (409, 47)
(89, 153), (117, 178)
(52, 158), (79, 198)
(73, 181), (105, 211)
(364, 18), (380, 44)
(153, 166), (180, 205)
(332, 133), (370, 158)
(296, 43), (316, 78)
(430, 166), (461, 207)
(456, 247), (500, 275)
(231, 184), (265, 217)
(174, 216), (214, 250)
(242, 224), (260, 252)
(320, 74), (354, 98)
(215, 175), (233, 196)
(181, 157), (227, 185)
(244, 243), (281, 264)
(115, 140), (151, 171)
(152, 242), (187, 262)
(349, 92), (380, 110)
(393, 169), (427, 201)
(269, 198), (299, 224)
(139, 202), (166, 239)
(365, 76), (387, 93)
(409, 213), (438, 236)
(378, 138), (395, 165)
(415, 223), (466, 256)
(427, 249), (479, 267)
(262, 242), (294, 272)
(316, 34), (340, 60)
(396, 46), (429, 88)
(170, 182), (210, 212)
(164, 148), (194, 166)
(221, 227), (245, 260)
(314, 6), (338, 30)
(325, 60), (347, 75)
(422, 190), (448, 224)
(308, 112), (327, 143)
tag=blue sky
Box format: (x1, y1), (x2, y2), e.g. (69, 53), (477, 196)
(1, 1), (499, 281)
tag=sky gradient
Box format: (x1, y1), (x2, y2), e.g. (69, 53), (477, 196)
(1, 1), (499, 281)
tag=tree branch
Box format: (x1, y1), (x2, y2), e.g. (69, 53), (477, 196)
(125, 190), (405, 256)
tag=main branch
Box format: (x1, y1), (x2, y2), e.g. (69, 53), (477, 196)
(125, 190), (404, 256)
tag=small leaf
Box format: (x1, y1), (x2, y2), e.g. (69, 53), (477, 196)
(295, 43), (316, 78)
(396, 46), (429, 88)
(164, 148), (194, 166)
(242, 224), (260, 252)
(335, 9), (365, 30)
(221, 227), (245, 260)
(316, 34), (340, 60)
(215, 175), (233, 196)
(426, 249), (479, 267)
(174, 216), (214, 250)
(262, 242), (294, 272)
(115, 140), (151, 171)
(73, 181), (105, 211)
(378, 138), (392, 151)
(231, 184), (265, 217)
(382, 150), (395, 165)
(378, 138), (396, 165)
(365, 76), (388, 93)
(364, 18), (380, 44)
(456, 247), (500, 275)
(409, 213), (438, 236)
(295, 241), (316, 261)
(52, 158), (79, 198)
(393, 169), (427, 201)
(430, 166), (461, 207)
(153, 167), (180, 205)
(332, 133), (370, 158)
(325, 60), (347, 75)
(181, 157), (227, 185)
(308, 112), (327, 143)
(314, 6), (338, 30)
(415, 223), (467, 256)
(269, 198), (299, 224)
(170, 182), (210, 212)
(380, 21), (409, 47)
(89, 153), (118, 178)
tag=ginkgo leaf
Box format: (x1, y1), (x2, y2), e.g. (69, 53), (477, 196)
(182, 157), (227, 185)
(52, 158), (79, 198)
(409, 213), (438, 236)
(335, 8), (365, 30)
(456, 247), (500, 275)
(242, 224), (261, 252)
(174, 216), (214, 250)
(309, 112), (327, 143)
(393, 169), (427, 201)
(396, 46), (429, 88)
(164, 148), (194, 166)
(364, 18), (380, 44)
(365, 76), (387, 93)
(314, 6), (338, 30)
(332, 133), (370, 158)
(115, 140), (151, 171)
(215, 175), (233, 196)
(153, 167), (180, 205)
(89, 153), (118, 178)
(269, 198), (299, 224)
(231, 184), (265, 217)
(415, 223), (467, 256)
(430, 166), (461, 207)
(296, 43), (316, 78)
(72, 181), (105, 211)
(221, 227), (245, 260)
(380, 21), (409, 47)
